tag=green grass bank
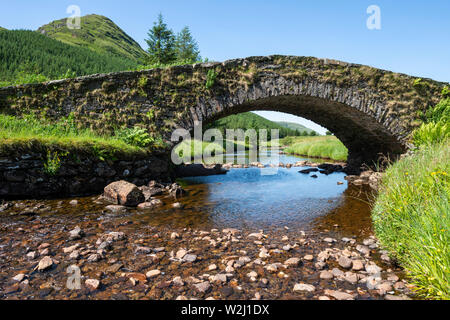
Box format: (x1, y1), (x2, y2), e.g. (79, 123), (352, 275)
(372, 141), (449, 299)
(372, 95), (449, 299)
(282, 136), (348, 161)
(0, 114), (165, 159)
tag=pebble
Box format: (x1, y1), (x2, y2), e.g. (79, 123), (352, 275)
(338, 256), (352, 269)
(208, 264), (217, 271)
(248, 233), (264, 240)
(376, 281), (393, 295)
(344, 272), (358, 284)
(26, 251), (37, 259)
(63, 244), (80, 254)
(365, 263), (382, 275)
(172, 202), (184, 209)
(331, 268), (344, 278)
(320, 271), (333, 280)
(176, 249), (187, 260)
(324, 290), (354, 300)
(351, 259), (364, 271)
(193, 281), (211, 293)
(183, 254), (197, 263)
(146, 270), (161, 278)
(293, 283), (315, 292)
(69, 226), (84, 240)
(69, 250), (80, 260)
(366, 275), (382, 290)
(37, 256), (53, 271)
(356, 244), (370, 256)
(105, 205), (127, 213)
(85, 279), (100, 290)
(172, 276), (185, 286)
(13, 273), (26, 282)
(303, 255), (314, 261)
(284, 257), (301, 267)
(212, 274), (227, 283)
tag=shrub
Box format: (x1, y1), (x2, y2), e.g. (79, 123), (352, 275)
(43, 150), (63, 175)
(442, 86), (450, 99)
(115, 127), (154, 148)
(413, 121), (449, 146)
(413, 98), (450, 147)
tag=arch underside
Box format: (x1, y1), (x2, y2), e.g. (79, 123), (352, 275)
(202, 95), (407, 168)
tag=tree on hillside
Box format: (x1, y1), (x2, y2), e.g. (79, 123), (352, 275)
(175, 26), (201, 63)
(145, 14), (176, 64)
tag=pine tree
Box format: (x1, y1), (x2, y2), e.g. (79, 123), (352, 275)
(175, 26), (201, 63)
(145, 14), (176, 65)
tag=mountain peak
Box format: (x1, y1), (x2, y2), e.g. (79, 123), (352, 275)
(37, 14), (147, 62)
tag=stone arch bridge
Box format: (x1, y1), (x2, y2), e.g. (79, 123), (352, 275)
(0, 55), (447, 168)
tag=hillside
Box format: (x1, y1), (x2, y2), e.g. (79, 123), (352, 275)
(0, 30), (139, 84)
(276, 121), (314, 134)
(37, 14), (148, 63)
(207, 112), (301, 139)
(0, 27), (6, 31)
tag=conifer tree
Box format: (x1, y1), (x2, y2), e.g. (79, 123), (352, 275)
(145, 14), (176, 64)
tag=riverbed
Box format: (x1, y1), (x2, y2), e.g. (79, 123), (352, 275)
(0, 152), (414, 300)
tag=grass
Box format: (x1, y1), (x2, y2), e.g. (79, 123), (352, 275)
(371, 140), (450, 299)
(0, 114), (155, 159)
(282, 136), (348, 161)
(173, 139), (225, 162)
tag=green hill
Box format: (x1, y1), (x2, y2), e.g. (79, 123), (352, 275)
(0, 27), (6, 31)
(0, 29), (139, 85)
(207, 112), (302, 139)
(276, 121), (315, 134)
(37, 14), (148, 63)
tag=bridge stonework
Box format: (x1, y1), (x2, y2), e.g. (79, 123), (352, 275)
(0, 55), (447, 168)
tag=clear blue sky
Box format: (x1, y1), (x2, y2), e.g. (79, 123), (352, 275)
(1, 0), (449, 133)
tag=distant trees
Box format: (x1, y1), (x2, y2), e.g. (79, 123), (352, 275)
(145, 14), (202, 65)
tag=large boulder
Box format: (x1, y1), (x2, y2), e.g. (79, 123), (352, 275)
(103, 181), (144, 207)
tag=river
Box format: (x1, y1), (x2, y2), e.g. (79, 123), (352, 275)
(0, 151), (413, 300)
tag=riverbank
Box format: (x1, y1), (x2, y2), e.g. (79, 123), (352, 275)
(280, 136), (348, 162)
(0, 114), (171, 198)
(0, 196), (414, 300)
(372, 140), (449, 299)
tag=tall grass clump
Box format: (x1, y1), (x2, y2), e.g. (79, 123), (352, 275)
(372, 141), (449, 299)
(283, 136), (348, 161)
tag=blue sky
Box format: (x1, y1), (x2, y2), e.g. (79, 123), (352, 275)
(1, 1), (449, 133)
